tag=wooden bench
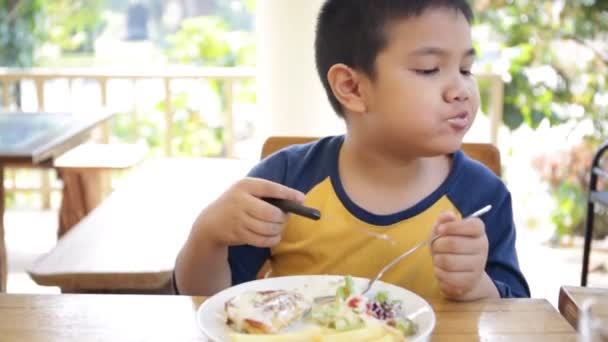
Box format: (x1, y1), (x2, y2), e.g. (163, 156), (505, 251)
(27, 158), (255, 293)
(53, 143), (147, 237)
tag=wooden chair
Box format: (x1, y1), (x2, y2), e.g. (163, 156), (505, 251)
(261, 136), (501, 176)
(256, 136), (501, 279)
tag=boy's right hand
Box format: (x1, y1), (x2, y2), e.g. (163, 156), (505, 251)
(191, 177), (306, 248)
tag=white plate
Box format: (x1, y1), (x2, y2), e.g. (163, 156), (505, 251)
(196, 275), (436, 342)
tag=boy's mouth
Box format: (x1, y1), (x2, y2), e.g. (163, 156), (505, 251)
(446, 111), (469, 130)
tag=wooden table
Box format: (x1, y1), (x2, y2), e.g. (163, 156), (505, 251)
(27, 158), (255, 293)
(0, 294), (576, 341)
(0, 111), (113, 292)
(559, 285), (608, 329)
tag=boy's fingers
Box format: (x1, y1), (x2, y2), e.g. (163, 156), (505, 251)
(433, 253), (478, 272)
(432, 211), (458, 234)
(434, 267), (475, 292)
(243, 212), (286, 237)
(438, 281), (469, 299)
(242, 177), (306, 203)
(436, 218), (484, 237)
(246, 231), (281, 248)
(242, 194), (287, 223)
(437, 211), (458, 223)
(432, 236), (486, 254)
(239, 225), (282, 247)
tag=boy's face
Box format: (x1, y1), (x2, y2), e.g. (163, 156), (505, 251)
(358, 8), (479, 157)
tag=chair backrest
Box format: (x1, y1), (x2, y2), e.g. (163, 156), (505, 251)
(261, 136), (501, 176)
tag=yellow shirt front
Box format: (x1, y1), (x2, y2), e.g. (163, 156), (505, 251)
(271, 177), (461, 299)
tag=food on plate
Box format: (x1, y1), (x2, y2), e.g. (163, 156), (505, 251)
(229, 321), (400, 342)
(315, 319), (396, 341)
(310, 276), (417, 337)
(225, 289), (311, 334)
(224, 276), (418, 341)
(228, 326), (321, 341)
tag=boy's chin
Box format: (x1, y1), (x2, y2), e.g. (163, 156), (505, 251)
(389, 138), (464, 158)
(429, 140), (464, 155)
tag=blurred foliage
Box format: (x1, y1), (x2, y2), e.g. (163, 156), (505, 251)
(0, 0), (45, 107)
(156, 92), (225, 156)
(214, 0), (255, 31)
(0, 0), (45, 67)
(45, 0), (106, 53)
(473, 0), (608, 239)
(110, 111), (163, 152)
(105, 3), (256, 157)
(532, 139), (608, 240)
(474, 0), (608, 136)
(168, 17), (234, 66)
(243, 0), (255, 12)
(154, 15), (255, 157)
(0, 0), (105, 65)
(167, 16), (255, 68)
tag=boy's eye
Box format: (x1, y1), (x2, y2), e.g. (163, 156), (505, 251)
(414, 68), (439, 76)
(461, 69), (473, 76)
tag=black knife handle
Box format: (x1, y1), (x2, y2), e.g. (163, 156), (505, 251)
(262, 197), (321, 220)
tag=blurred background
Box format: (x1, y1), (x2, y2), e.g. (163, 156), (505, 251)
(1, 0), (607, 304)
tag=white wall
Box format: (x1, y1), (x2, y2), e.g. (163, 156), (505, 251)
(256, 0), (345, 138)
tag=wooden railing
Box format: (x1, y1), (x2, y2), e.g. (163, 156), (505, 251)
(0, 67), (503, 209)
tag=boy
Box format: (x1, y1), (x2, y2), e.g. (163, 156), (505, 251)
(175, 0), (530, 300)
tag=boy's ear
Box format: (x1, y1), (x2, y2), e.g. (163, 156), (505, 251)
(327, 64), (367, 114)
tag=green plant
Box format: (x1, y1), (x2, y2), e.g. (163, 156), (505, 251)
(532, 138), (608, 241)
(157, 16), (255, 157)
(474, 0), (608, 136)
(46, 0), (105, 53)
(0, 0), (105, 64)
(0, 0), (45, 67)
(167, 17), (235, 66)
(474, 1), (608, 239)
(0, 0), (45, 107)
(155, 93), (225, 157)
(110, 111), (163, 156)
(551, 181), (586, 240)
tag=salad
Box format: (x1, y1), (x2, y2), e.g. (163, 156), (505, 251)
(308, 276), (418, 337)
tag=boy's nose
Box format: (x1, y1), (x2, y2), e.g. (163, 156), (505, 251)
(443, 79), (470, 103)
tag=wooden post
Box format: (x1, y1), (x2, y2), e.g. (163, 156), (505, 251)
(224, 80), (235, 157)
(99, 78), (111, 195)
(163, 78), (173, 157)
(489, 75), (504, 146)
(35, 78), (52, 209)
(132, 79), (140, 141)
(99, 78), (110, 143)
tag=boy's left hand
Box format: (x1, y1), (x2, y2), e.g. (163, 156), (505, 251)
(430, 211), (499, 301)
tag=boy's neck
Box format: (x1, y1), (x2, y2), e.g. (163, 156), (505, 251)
(339, 135), (452, 215)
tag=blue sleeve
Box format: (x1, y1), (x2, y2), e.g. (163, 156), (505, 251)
(484, 191), (531, 298)
(448, 151), (530, 298)
(227, 151), (287, 285)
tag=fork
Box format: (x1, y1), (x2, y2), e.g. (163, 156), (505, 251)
(314, 204), (492, 303)
(358, 204), (492, 296)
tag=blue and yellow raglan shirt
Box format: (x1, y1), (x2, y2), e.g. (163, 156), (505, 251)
(228, 136), (530, 298)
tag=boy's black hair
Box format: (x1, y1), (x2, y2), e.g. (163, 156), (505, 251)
(315, 0), (474, 117)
